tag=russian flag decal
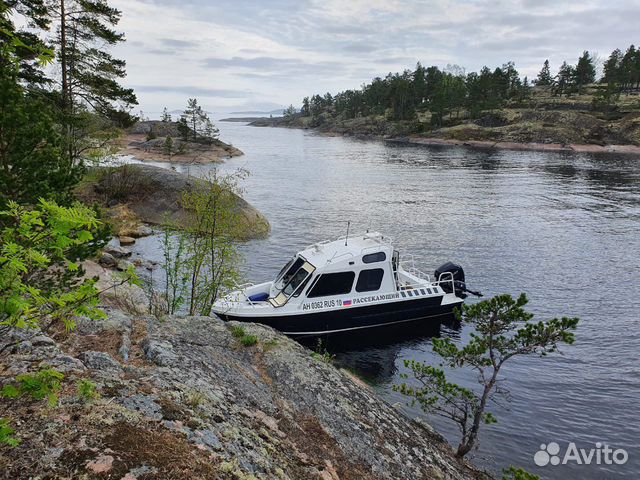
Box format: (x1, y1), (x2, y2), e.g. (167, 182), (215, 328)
(343, 299), (352, 307)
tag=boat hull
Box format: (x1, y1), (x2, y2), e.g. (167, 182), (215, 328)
(216, 295), (461, 336)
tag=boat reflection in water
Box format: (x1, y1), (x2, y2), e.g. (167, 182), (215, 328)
(297, 314), (462, 385)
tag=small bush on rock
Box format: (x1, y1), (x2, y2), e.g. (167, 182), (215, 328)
(1, 368), (64, 407)
(239, 334), (258, 347)
(77, 379), (99, 401)
(0, 418), (20, 447)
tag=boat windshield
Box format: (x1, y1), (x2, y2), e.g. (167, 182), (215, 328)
(274, 257), (304, 290)
(274, 256), (296, 284)
(283, 268), (310, 296)
(270, 257), (316, 307)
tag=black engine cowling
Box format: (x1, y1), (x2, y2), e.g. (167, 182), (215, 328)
(434, 262), (467, 298)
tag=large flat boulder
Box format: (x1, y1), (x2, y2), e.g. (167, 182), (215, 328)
(79, 164), (270, 240)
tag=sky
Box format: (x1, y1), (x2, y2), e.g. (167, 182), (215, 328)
(109, 0), (640, 115)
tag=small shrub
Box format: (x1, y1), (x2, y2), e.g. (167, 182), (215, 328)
(1, 368), (64, 407)
(186, 390), (206, 408)
(77, 379), (99, 401)
(163, 135), (174, 156)
(0, 418), (20, 447)
(502, 466), (540, 480)
(311, 339), (335, 364)
(240, 334), (258, 347)
(230, 326), (245, 338)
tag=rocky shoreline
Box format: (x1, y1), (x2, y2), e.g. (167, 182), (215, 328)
(76, 164), (270, 242)
(388, 136), (640, 155)
(121, 121), (243, 164)
(0, 249), (484, 479)
(246, 109), (640, 156)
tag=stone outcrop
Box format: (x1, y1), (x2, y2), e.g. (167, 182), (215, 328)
(123, 121), (243, 164)
(77, 164), (270, 240)
(0, 310), (482, 479)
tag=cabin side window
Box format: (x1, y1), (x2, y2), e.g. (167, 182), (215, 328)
(307, 272), (355, 298)
(362, 252), (386, 263)
(356, 268), (384, 292)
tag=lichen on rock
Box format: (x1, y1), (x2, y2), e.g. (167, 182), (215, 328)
(1, 310), (483, 479)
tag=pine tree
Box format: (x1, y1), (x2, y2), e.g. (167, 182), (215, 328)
(0, 1), (53, 86)
(574, 51), (596, 93)
(161, 107), (172, 122)
(0, 73), (83, 209)
(413, 62), (427, 106)
(603, 49), (623, 86)
(49, 0), (137, 125)
(555, 61), (575, 96)
(301, 97), (310, 116)
(163, 135), (174, 156)
(177, 117), (190, 142)
(536, 59), (553, 86)
(202, 119), (219, 145)
(180, 98), (218, 143)
(283, 104), (296, 117)
(620, 45), (639, 92)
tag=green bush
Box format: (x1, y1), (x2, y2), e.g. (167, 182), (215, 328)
(1, 368), (64, 407)
(77, 379), (99, 401)
(230, 326), (245, 338)
(311, 339), (335, 363)
(0, 418), (20, 447)
(0, 199), (108, 335)
(502, 466), (540, 480)
(239, 334), (258, 347)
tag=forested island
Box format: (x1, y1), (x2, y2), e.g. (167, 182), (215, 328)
(249, 49), (640, 153)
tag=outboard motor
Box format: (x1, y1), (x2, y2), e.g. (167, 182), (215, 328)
(435, 262), (466, 297)
(434, 262), (482, 298)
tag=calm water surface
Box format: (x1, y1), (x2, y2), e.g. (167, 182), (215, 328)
(127, 121), (640, 479)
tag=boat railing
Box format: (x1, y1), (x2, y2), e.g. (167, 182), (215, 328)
(434, 271), (456, 293)
(400, 254), (432, 282)
(397, 270), (456, 294)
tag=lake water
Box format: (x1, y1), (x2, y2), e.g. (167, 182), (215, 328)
(126, 121), (640, 478)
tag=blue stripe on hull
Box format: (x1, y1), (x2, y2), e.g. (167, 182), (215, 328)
(218, 296), (461, 335)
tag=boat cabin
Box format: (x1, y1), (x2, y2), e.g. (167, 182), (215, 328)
(267, 232), (412, 307)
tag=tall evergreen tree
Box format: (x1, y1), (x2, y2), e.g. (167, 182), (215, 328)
(0, 73), (83, 208)
(413, 62), (427, 106)
(180, 98), (218, 143)
(301, 96), (310, 116)
(161, 107), (172, 122)
(574, 51), (596, 93)
(1, 1), (53, 85)
(620, 45), (639, 92)
(602, 49), (623, 86)
(48, 0), (137, 121)
(536, 59), (553, 86)
(555, 61), (575, 96)
(0, 3), (81, 208)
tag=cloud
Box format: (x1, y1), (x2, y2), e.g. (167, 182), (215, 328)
(132, 85), (252, 98)
(160, 38), (199, 49)
(110, 0), (640, 112)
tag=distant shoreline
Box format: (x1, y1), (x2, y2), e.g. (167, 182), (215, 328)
(388, 137), (640, 155)
(243, 116), (640, 156)
(219, 117), (269, 123)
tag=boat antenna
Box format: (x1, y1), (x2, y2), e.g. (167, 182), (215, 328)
(345, 221), (350, 246)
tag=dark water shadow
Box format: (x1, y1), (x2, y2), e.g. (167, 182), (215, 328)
(295, 315), (462, 384)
